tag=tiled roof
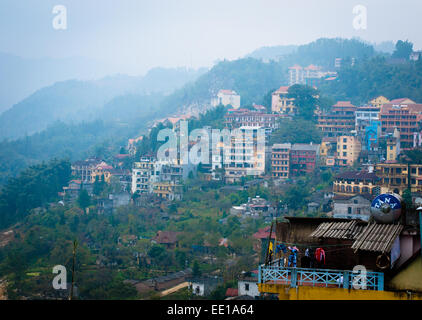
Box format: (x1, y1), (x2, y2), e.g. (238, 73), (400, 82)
(153, 231), (182, 244)
(351, 223), (403, 253)
(389, 98), (416, 104)
(333, 101), (355, 108)
(335, 171), (380, 181)
(291, 143), (320, 152)
(225, 288), (239, 297)
(274, 86), (290, 94)
(253, 226), (276, 240)
(309, 221), (365, 240)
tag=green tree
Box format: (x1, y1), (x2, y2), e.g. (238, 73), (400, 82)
(77, 189), (91, 211)
(392, 40), (413, 60)
(287, 85), (319, 120)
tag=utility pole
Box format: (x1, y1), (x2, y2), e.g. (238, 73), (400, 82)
(69, 240), (78, 300)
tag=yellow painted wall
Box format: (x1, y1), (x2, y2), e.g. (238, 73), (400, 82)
(388, 256), (422, 292)
(258, 284), (422, 300)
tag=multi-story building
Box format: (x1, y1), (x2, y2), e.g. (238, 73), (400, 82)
(131, 156), (185, 200)
(336, 135), (362, 166)
(271, 86), (296, 115)
(288, 65), (305, 86)
(333, 170), (380, 196)
(355, 105), (380, 133)
(380, 98), (422, 150)
(223, 126), (266, 183)
(131, 156), (158, 194)
(71, 157), (103, 182)
(224, 108), (281, 135)
(317, 101), (357, 137)
(211, 89), (241, 109)
(288, 64), (336, 87)
(375, 163), (422, 194)
(271, 143), (291, 179)
(90, 162), (114, 183)
(152, 182), (183, 201)
(386, 128), (401, 163)
(290, 143), (320, 175)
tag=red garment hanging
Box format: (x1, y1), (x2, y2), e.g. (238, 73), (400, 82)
(315, 247), (326, 264)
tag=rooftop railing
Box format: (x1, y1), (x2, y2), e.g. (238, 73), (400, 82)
(258, 263), (384, 291)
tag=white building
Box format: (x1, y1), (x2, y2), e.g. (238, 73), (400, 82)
(223, 126), (266, 183)
(131, 157), (188, 200)
(211, 89), (241, 109)
(238, 275), (259, 298)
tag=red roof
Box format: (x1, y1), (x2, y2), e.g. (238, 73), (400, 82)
(225, 288), (238, 297)
(305, 64), (321, 71)
(390, 98), (416, 104)
(114, 154), (130, 160)
(289, 64), (302, 70)
(275, 86), (290, 94)
(253, 226), (276, 240)
(153, 231), (181, 244)
(333, 101), (355, 108)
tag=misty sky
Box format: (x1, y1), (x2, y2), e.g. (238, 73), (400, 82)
(1, 0), (421, 75)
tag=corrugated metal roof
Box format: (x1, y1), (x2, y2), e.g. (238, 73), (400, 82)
(309, 221), (363, 240)
(351, 224), (403, 253)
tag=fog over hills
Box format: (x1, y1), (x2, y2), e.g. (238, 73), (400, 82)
(0, 65), (207, 139)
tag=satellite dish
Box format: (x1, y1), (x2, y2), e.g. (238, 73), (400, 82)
(370, 193), (403, 224)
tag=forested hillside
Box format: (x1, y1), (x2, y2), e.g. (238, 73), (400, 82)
(319, 57), (422, 104)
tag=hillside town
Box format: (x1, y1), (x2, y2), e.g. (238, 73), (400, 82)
(49, 57), (422, 300)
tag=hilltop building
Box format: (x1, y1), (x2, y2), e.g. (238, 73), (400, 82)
(211, 89), (241, 109)
(271, 86), (296, 114)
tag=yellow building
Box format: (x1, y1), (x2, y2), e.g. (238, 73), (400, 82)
(152, 182), (183, 201)
(336, 136), (362, 166)
(333, 171), (380, 196)
(370, 96), (390, 108)
(376, 163), (422, 194)
(90, 162), (114, 183)
(386, 128), (401, 163)
(271, 86), (297, 114)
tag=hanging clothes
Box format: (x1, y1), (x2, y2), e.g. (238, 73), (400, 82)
(288, 247), (298, 268)
(315, 247), (326, 265)
(276, 243), (287, 254)
(267, 241), (274, 263)
(305, 248), (310, 257)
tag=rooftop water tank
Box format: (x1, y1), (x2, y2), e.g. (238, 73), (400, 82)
(370, 193), (403, 224)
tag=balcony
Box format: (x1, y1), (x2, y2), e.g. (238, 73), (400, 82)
(258, 264), (384, 291)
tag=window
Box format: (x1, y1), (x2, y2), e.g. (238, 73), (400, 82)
(348, 207), (352, 214)
(245, 283), (250, 291)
